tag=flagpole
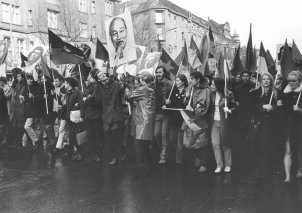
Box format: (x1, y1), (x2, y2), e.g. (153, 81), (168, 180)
(168, 53), (185, 100)
(224, 70), (228, 119)
(78, 64), (84, 93)
(42, 72), (49, 115)
(296, 92), (301, 107)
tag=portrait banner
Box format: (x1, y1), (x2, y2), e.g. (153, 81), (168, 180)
(116, 45), (146, 76)
(0, 40), (9, 65)
(24, 45), (48, 75)
(105, 11), (137, 67)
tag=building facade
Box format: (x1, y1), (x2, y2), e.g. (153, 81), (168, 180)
(117, 0), (240, 60)
(0, 0), (119, 70)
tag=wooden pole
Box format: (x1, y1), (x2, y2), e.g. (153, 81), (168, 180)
(42, 74), (49, 114)
(78, 64), (84, 93)
(296, 92), (301, 107)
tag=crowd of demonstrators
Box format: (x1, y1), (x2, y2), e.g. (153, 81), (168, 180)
(1, 63), (302, 183)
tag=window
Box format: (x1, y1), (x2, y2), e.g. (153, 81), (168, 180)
(174, 16), (177, 24)
(80, 23), (88, 38)
(92, 26), (96, 38)
(29, 41), (34, 50)
(181, 32), (184, 40)
(91, 1), (96, 13)
(157, 28), (163, 40)
(48, 9), (58, 29)
(28, 10), (33, 26)
(1, 3), (10, 23)
(168, 13), (171, 23)
(12, 6), (20, 25)
(155, 12), (163, 23)
(79, 0), (87, 13)
(105, 1), (113, 16)
(17, 39), (25, 54)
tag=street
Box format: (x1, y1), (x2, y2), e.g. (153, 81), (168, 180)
(1, 142), (302, 213)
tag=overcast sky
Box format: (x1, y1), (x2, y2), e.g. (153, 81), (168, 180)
(170, 0), (302, 58)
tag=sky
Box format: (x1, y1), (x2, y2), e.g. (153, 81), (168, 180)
(170, 0), (302, 59)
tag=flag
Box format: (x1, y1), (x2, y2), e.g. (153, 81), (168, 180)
(231, 45), (244, 76)
(265, 50), (276, 75)
(258, 42), (268, 74)
(251, 45), (257, 73)
(198, 32), (210, 74)
(40, 57), (52, 79)
(95, 38), (109, 61)
(175, 41), (191, 81)
(48, 29), (86, 65)
(208, 26), (216, 58)
(292, 40), (302, 66)
(20, 52), (28, 68)
(158, 48), (178, 76)
(245, 23), (254, 72)
(280, 39), (295, 78)
(217, 52), (230, 80)
(0, 40), (8, 65)
(188, 36), (202, 69)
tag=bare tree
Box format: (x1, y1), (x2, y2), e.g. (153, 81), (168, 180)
(132, 12), (157, 52)
(31, 0), (88, 44)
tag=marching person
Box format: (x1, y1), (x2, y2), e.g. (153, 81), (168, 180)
(0, 77), (11, 147)
(210, 76), (237, 173)
(96, 70), (123, 165)
(183, 72), (211, 172)
(126, 71), (156, 178)
(10, 69), (28, 149)
(84, 69), (103, 163)
(164, 74), (188, 164)
(278, 71), (302, 182)
(65, 77), (84, 161)
(53, 73), (68, 154)
(153, 66), (172, 164)
(39, 75), (56, 151)
(24, 75), (41, 150)
(250, 73), (280, 176)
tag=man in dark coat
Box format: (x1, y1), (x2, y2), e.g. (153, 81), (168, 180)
(0, 87), (8, 147)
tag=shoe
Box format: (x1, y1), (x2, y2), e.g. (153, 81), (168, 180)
(198, 166), (207, 173)
(296, 171), (302, 178)
(108, 158), (117, 166)
(224, 166), (231, 173)
(32, 144), (38, 151)
(214, 167), (222, 173)
(95, 156), (101, 163)
(72, 152), (78, 161)
(158, 158), (167, 165)
(76, 153), (83, 161)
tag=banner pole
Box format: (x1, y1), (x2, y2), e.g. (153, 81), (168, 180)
(78, 64), (84, 93)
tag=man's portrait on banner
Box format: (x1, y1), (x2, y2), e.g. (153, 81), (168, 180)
(105, 11), (137, 67)
(27, 46), (44, 66)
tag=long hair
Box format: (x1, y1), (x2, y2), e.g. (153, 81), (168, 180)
(260, 73), (277, 100)
(176, 74), (188, 88)
(213, 76), (225, 95)
(155, 66), (170, 80)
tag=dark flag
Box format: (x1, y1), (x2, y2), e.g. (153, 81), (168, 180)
(95, 38), (109, 61)
(217, 52), (225, 77)
(159, 48), (178, 76)
(208, 26), (216, 58)
(20, 52), (28, 68)
(258, 42), (268, 74)
(266, 49), (276, 75)
(280, 39), (295, 78)
(175, 41), (191, 81)
(48, 29), (86, 64)
(245, 23), (253, 72)
(188, 35), (202, 69)
(231, 45), (244, 76)
(292, 40), (302, 67)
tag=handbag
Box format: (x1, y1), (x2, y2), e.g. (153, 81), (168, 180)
(76, 131), (87, 146)
(70, 110), (81, 123)
(76, 122), (87, 146)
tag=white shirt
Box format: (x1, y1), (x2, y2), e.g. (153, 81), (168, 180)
(214, 93), (221, 121)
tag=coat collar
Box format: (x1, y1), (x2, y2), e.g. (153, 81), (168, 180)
(284, 83), (302, 94)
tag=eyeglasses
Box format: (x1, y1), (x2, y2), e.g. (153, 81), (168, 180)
(288, 79), (298, 83)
